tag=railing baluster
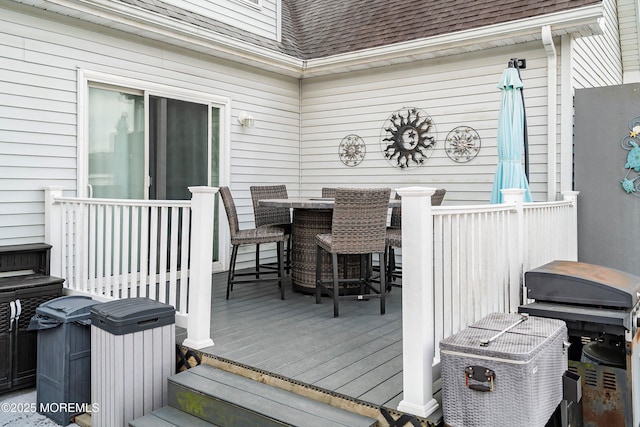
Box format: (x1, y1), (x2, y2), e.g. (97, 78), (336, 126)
(112, 204), (121, 298)
(120, 205), (130, 299)
(168, 206), (180, 307)
(61, 203), (71, 289)
(148, 206), (158, 300)
(89, 204), (97, 295)
(158, 206), (169, 303)
(139, 206), (149, 298)
(129, 206), (139, 298)
(179, 207), (191, 316)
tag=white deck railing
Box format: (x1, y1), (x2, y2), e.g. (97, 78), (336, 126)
(397, 187), (578, 417)
(44, 186), (218, 349)
(44, 185), (578, 418)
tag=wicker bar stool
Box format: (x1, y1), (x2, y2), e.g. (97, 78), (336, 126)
(321, 187), (337, 198)
(315, 187), (391, 317)
(250, 185), (292, 275)
(219, 186), (285, 300)
(386, 188), (446, 285)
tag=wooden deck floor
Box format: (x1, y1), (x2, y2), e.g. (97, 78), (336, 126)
(199, 271), (406, 409)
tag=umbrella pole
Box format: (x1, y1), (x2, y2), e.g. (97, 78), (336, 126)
(509, 58), (529, 180)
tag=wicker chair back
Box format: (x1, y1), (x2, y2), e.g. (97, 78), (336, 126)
(250, 185), (291, 227)
(219, 186), (239, 237)
(330, 188), (391, 254)
(321, 187), (337, 198)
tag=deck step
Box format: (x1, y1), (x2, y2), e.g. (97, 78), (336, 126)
(168, 364), (377, 427)
(129, 406), (220, 427)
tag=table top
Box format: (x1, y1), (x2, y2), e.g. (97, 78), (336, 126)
(259, 197), (401, 209)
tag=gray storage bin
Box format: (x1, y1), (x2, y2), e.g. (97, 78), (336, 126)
(90, 298), (175, 427)
(440, 312), (568, 427)
(30, 295), (98, 426)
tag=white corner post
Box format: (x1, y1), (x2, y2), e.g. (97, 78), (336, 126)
(501, 188), (526, 311)
(562, 191), (580, 261)
(44, 186), (64, 278)
(396, 186), (439, 418)
(182, 186), (218, 349)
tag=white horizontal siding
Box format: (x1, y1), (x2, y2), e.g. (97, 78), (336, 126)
(160, 0), (279, 40)
(618, 0), (640, 82)
(0, 5), (300, 247)
(573, 0), (623, 88)
(300, 43), (552, 204)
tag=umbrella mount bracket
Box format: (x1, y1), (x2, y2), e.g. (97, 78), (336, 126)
(509, 58), (526, 69)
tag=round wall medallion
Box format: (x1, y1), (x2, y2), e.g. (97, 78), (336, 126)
(380, 107), (437, 169)
(445, 126), (481, 163)
(339, 134), (366, 166)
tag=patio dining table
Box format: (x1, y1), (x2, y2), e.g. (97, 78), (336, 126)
(259, 197), (400, 293)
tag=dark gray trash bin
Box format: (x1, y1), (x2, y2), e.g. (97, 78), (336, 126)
(28, 295), (98, 426)
(90, 298), (175, 427)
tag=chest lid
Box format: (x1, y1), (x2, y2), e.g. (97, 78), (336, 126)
(440, 313), (566, 361)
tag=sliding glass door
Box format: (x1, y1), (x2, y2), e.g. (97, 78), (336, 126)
(87, 86), (220, 200)
(86, 83), (222, 265)
(88, 87), (145, 199)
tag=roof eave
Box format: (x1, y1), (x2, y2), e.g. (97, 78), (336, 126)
(12, 0), (603, 78)
(302, 4), (604, 77)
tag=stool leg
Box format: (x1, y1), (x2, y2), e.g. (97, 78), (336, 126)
(227, 245), (239, 300)
(315, 246), (323, 304)
(332, 253), (340, 317)
(380, 251), (386, 315)
(255, 244), (261, 279)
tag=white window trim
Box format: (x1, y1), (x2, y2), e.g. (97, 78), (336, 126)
(233, 0), (261, 10)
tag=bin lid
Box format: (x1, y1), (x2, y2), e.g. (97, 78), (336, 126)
(91, 297), (175, 335)
(439, 313), (566, 362)
(35, 295), (98, 322)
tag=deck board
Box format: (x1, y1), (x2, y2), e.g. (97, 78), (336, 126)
(200, 271), (406, 408)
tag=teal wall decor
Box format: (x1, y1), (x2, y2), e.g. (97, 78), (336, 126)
(621, 116), (640, 195)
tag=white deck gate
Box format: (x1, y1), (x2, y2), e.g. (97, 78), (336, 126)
(44, 186), (217, 349)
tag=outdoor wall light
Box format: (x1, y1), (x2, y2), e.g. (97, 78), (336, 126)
(237, 111), (255, 128)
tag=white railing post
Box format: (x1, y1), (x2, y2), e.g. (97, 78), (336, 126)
(182, 186), (218, 349)
(44, 186), (64, 278)
(396, 186), (439, 418)
(501, 189), (526, 311)
(562, 191), (580, 261)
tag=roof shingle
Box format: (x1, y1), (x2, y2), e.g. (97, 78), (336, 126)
(117, 0), (601, 60)
(289, 0), (601, 59)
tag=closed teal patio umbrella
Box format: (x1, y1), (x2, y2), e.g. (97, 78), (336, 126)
(490, 67), (532, 204)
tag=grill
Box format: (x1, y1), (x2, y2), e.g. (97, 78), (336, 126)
(519, 260), (640, 427)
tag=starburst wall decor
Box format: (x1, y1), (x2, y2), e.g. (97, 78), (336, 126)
(445, 126), (481, 163)
(338, 134), (366, 166)
(380, 107), (437, 169)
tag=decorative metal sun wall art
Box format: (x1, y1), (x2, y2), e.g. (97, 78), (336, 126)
(380, 107), (437, 169)
(339, 134), (366, 166)
(445, 126), (481, 163)
(620, 116), (640, 196)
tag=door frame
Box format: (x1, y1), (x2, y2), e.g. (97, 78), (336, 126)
(77, 68), (231, 272)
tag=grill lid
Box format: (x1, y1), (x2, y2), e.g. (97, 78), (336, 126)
(525, 261), (640, 309)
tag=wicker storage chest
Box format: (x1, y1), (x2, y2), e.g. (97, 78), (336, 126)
(440, 313), (567, 427)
